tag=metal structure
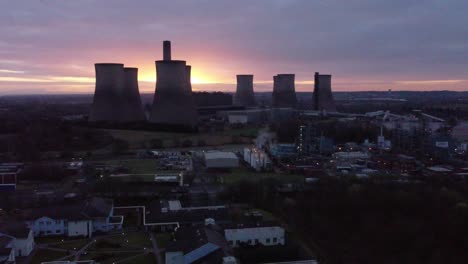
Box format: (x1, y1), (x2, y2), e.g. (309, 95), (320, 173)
(234, 74), (255, 106)
(313, 72), (336, 111)
(149, 41), (198, 127)
(89, 63), (145, 122)
(272, 74), (297, 108)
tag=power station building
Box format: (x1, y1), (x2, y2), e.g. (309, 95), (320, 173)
(272, 74), (297, 108)
(149, 41), (198, 128)
(234, 74), (256, 107)
(89, 63), (145, 122)
(313, 72), (336, 111)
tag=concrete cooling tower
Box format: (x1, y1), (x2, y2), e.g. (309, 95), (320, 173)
(149, 41), (198, 127)
(234, 74), (256, 106)
(272, 74), (297, 108)
(313, 72), (336, 111)
(89, 63), (146, 122)
(122, 67), (146, 122)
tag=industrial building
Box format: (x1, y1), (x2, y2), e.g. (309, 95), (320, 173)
(313, 72), (336, 111)
(204, 151), (239, 169)
(272, 74), (297, 108)
(234, 75), (256, 107)
(89, 63), (146, 122)
(149, 41), (198, 128)
(243, 147), (272, 171)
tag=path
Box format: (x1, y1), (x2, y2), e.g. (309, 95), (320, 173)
(150, 232), (163, 264)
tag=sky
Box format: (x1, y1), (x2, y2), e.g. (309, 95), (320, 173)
(0, 0), (467, 95)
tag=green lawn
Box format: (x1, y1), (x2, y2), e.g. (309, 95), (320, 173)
(53, 239), (89, 250)
(101, 128), (253, 150)
(36, 236), (86, 245)
(155, 232), (173, 248)
(220, 168), (304, 184)
(105, 159), (158, 174)
(120, 253), (157, 264)
(31, 249), (69, 264)
(224, 127), (260, 138)
(90, 232), (152, 250)
(80, 252), (137, 264)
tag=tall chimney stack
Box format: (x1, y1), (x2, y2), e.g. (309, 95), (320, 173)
(163, 40), (171, 61)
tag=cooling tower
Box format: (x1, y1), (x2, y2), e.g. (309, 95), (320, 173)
(272, 74), (297, 108)
(89, 63), (125, 122)
(185, 65), (192, 92)
(149, 41), (198, 127)
(313, 72), (336, 111)
(234, 74), (256, 106)
(122, 67), (146, 122)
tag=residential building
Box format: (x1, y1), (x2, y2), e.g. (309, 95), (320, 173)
(18, 198), (123, 237)
(224, 224), (285, 248)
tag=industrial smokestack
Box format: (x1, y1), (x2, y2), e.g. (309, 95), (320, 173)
(122, 67), (146, 121)
(163, 40), (171, 61)
(89, 63), (125, 122)
(234, 74), (255, 106)
(150, 41), (198, 128)
(313, 72), (336, 111)
(272, 74), (297, 108)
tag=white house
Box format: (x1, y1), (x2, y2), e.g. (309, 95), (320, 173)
(20, 198), (123, 238)
(224, 225), (285, 248)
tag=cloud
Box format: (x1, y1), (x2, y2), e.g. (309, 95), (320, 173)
(0, 0), (467, 94)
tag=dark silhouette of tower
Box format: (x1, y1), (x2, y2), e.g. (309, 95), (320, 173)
(149, 41), (198, 127)
(122, 67), (146, 122)
(313, 72), (336, 111)
(89, 63), (145, 122)
(234, 74), (255, 106)
(272, 74), (297, 108)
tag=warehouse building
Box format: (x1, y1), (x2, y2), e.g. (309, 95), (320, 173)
(204, 151), (239, 169)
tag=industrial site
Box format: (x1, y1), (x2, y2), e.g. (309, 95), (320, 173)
(2, 1), (468, 264)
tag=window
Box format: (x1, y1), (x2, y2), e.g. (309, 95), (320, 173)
(39, 221), (44, 225)
(56, 230), (61, 233)
(266, 238), (271, 243)
(229, 240), (234, 246)
(254, 239), (259, 244)
(273, 237), (277, 243)
(247, 239), (252, 244)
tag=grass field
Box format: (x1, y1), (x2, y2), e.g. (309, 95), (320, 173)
(220, 168), (304, 184)
(53, 239), (89, 250)
(80, 252), (137, 264)
(89, 232), (152, 251)
(155, 232), (173, 248)
(101, 128), (254, 150)
(31, 249), (69, 264)
(105, 159), (157, 174)
(119, 253), (157, 264)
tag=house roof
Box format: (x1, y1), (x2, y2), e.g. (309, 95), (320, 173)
(0, 221), (31, 239)
(145, 200), (229, 225)
(17, 197), (113, 221)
